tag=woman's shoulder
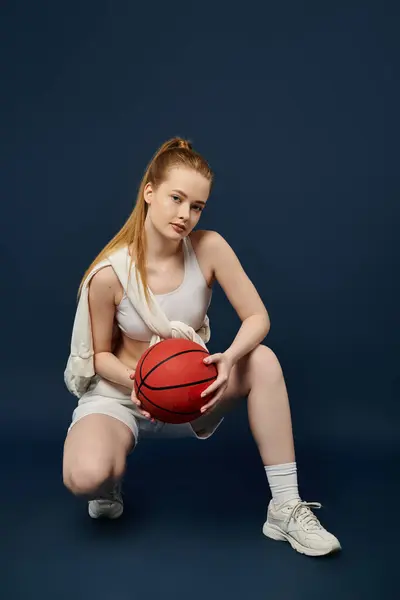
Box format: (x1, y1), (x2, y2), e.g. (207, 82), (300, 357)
(189, 229), (229, 255)
(189, 229), (224, 247)
(88, 265), (121, 297)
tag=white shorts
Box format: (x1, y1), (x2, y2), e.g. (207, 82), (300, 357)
(68, 376), (224, 443)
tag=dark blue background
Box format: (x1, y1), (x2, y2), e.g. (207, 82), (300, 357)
(2, 1), (399, 598)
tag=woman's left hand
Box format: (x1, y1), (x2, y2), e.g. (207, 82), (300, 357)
(200, 352), (234, 413)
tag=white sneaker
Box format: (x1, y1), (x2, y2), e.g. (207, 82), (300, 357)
(262, 498), (341, 556)
(88, 482), (123, 520)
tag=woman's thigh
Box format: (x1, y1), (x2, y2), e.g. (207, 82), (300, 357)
(63, 414), (135, 494)
(215, 344), (279, 410)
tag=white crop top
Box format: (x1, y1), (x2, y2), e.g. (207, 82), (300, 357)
(115, 236), (212, 342)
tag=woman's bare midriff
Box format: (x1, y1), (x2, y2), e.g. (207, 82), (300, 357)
(115, 336), (150, 372)
(110, 231), (214, 392)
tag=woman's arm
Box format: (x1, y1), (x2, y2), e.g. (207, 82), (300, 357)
(206, 231), (271, 364)
(88, 266), (134, 390)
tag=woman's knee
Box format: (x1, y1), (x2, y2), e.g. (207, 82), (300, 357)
(62, 413), (135, 496)
(63, 455), (126, 496)
(249, 344), (283, 382)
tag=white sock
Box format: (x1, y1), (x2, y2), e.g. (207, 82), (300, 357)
(264, 462), (301, 507)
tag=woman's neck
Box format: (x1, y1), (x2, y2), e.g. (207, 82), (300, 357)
(143, 219), (183, 263)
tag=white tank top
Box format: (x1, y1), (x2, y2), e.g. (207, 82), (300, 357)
(115, 236), (212, 342)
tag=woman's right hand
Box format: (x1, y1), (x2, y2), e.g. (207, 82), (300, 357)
(130, 372), (155, 422)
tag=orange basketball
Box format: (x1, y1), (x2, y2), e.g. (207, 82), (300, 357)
(134, 338), (218, 424)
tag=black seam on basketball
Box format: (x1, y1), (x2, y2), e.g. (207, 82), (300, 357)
(137, 342), (165, 396)
(137, 347), (209, 396)
(137, 388), (201, 416)
(139, 343), (160, 385)
(140, 374), (216, 391)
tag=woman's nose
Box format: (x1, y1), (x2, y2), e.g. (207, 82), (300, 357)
(178, 204), (190, 220)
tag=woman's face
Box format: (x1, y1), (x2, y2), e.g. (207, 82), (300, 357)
(144, 167), (210, 239)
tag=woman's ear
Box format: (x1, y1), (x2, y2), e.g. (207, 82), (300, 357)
(144, 182), (153, 204)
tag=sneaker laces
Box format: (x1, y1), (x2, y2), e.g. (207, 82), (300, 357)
(288, 501), (322, 531)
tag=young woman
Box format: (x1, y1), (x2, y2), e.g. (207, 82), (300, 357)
(63, 138), (341, 557)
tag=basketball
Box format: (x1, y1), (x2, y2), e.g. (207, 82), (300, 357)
(133, 338), (218, 424)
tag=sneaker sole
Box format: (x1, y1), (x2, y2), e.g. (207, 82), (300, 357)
(262, 523), (341, 557)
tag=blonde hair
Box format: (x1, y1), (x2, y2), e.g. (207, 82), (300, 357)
(78, 137), (213, 304)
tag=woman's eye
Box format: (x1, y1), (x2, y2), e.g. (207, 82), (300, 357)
(172, 195), (180, 202)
